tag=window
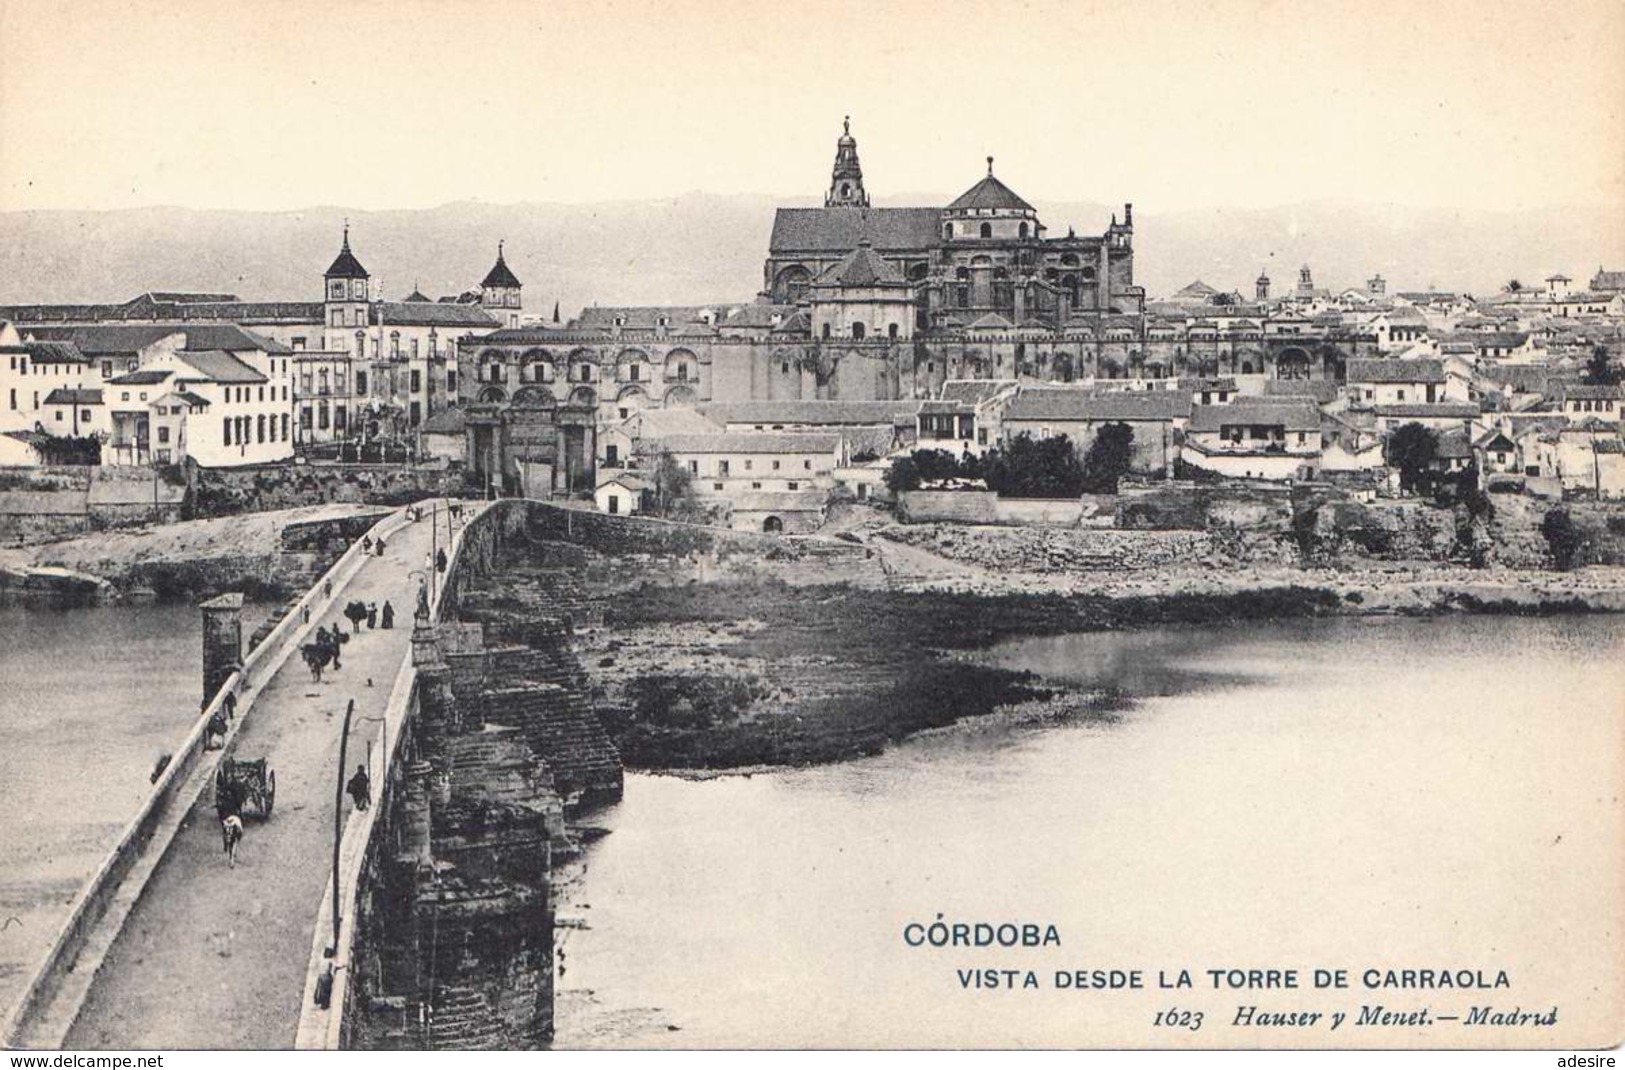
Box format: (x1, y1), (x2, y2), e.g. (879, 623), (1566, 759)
(618, 407), (629, 419)
(888, 324), (899, 340)
(292, 337), (306, 351)
(157, 426), (170, 444)
(356, 371), (368, 395)
(607, 494), (620, 515)
(979, 222), (992, 239)
(257, 414), (266, 443)
(258, 386), (265, 402)
(772, 460), (781, 470)
(804, 459), (813, 470)
(54, 410), (62, 422)
(1397, 390), (1407, 402)
(852, 323), (865, 340)
(410, 401), (421, 425)
(788, 481), (799, 490)
(7, 389), (13, 410)
(688, 460), (699, 475)
(712, 482), (724, 491)
(1018, 222), (1028, 239)
(943, 223), (953, 239)
(101, 360), (113, 378)
(223, 418), (232, 445)
(411, 370), (422, 393)
(752, 481), (762, 490)
(446, 370), (455, 393)
(81, 409), (91, 422)
(782, 362), (792, 374)
(301, 406), (313, 430)
(318, 403), (330, 430)
(719, 460), (731, 476)
(281, 413), (289, 441)
(821, 324), (832, 340)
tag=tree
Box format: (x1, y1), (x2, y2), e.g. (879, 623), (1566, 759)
(1081, 422), (1136, 493)
(983, 433), (1086, 498)
(885, 455), (922, 494)
(648, 450), (699, 519)
(1505, 279), (1524, 293)
(910, 448), (961, 483)
(1541, 507), (1586, 571)
(1583, 344), (1622, 387)
(1385, 422), (1439, 494)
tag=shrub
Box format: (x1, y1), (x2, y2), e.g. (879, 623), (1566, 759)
(1541, 507), (1586, 571)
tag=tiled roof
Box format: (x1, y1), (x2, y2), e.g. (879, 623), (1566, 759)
(1189, 398), (1322, 433)
(614, 407), (722, 438)
(1590, 269), (1625, 292)
(176, 350), (267, 384)
(42, 388), (103, 405)
(814, 242), (909, 288)
(1347, 358), (1446, 384)
(1555, 383), (1624, 401)
(1263, 379), (1340, 403)
(699, 400), (921, 427)
(648, 432), (841, 455)
(597, 471), (652, 492)
(105, 369), (173, 385)
(939, 379), (1018, 405)
(1005, 388), (1192, 422)
(1371, 403), (1480, 418)
(137, 292), (241, 304)
(1435, 429), (1473, 459)
(480, 251), (522, 290)
(946, 172), (1035, 213)
(0, 340), (89, 364)
(768, 207), (943, 254)
(325, 235), (369, 279)
(178, 324), (292, 355)
(24, 324), (182, 355)
(374, 302), (498, 328)
(173, 390), (211, 408)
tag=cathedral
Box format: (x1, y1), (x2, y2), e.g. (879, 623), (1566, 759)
(764, 118), (1144, 330)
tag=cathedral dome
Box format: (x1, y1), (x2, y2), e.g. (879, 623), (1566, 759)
(947, 160), (1036, 214)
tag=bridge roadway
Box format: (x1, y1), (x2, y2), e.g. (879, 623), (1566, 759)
(60, 508), (443, 1050)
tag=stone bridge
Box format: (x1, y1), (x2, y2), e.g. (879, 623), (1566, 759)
(0, 497), (602, 1050)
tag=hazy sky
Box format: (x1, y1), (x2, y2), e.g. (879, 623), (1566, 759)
(1, 0), (1622, 214)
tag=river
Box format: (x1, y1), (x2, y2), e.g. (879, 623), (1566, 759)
(0, 603), (204, 1009)
(553, 615), (1625, 1049)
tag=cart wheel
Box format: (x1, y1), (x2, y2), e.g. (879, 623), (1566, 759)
(265, 770), (276, 817)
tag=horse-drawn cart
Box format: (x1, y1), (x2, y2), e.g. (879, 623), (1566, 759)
(215, 757), (276, 820)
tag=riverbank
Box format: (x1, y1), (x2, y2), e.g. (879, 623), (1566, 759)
(559, 558), (1625, 772)
(0, 503), (389, 604)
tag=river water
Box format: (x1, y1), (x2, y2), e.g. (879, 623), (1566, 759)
(0, 604), (203, 1008)
(553, 615), (1625, 1049)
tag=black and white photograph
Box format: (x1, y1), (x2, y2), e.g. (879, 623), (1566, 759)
(0, 0), (1622, 1056)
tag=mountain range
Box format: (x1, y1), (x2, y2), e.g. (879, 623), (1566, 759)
(1, 195), (1619, 315)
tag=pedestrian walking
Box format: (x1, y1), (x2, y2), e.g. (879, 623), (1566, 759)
(323, 577), (332, 598)
(367, 602), (378, 629)
(347, 764), (372, 812)
(376, 538), (387, 557)
(381, 601), (395, 629)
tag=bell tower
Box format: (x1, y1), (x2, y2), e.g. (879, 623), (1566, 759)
(323, 221), (371, 353)
(1256, 269), (1271, 303)
(479, 241), (523, 329)
(825, 116), (870, 208)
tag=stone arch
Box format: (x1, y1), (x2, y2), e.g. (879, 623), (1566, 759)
(906, 262), (930, 282)
(478, 386), (507, 403)
(663, 348), (699, 382)
(615, 383), (649, 403)
(762, 515), (784, 534)
(1060, 253), (1080, 267)
(511, 385), (554, 406)
(1276, 346), (1312, 380)
(568, 386), (598, 408)
(1081, 266), (1097, 281)
(519, 347), (555, 383)
(664, 384), (699, 406)
(773, 265), (813, 303)
(979, 222), (993, 239)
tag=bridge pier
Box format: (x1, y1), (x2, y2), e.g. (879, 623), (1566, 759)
(199, 592), (244, 705)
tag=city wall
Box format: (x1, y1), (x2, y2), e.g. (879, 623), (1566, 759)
(190, 461), (468, 518)
(0, 466), (186, 544)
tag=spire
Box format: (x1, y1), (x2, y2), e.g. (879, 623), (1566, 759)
(825, 116), (869, 208)
(987, 155), (994, 176)
(325, 221), (369, 280)
(481, 242), (522, 289)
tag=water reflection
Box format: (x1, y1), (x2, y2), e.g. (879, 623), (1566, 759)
(555, 614), (1625, 1049)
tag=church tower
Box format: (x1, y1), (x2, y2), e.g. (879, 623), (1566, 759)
(479, 241), (523, 329)
(1256, 269), (1271, 303)
(825, 116), (870, 208)
(323, 222), (371, 353)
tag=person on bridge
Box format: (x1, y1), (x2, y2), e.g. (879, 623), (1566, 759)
(347, 764), (371, 812)
(375, 538), (387, 557)
(362, 535), (373, 553)
(381, 601), (395, 629)
(330, 622), (348, 670)
(367, 602), (378, 629)
(435, 547), (448, 573)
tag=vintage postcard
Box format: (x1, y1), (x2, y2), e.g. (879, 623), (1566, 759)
(0, 0), (1622, 1055)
